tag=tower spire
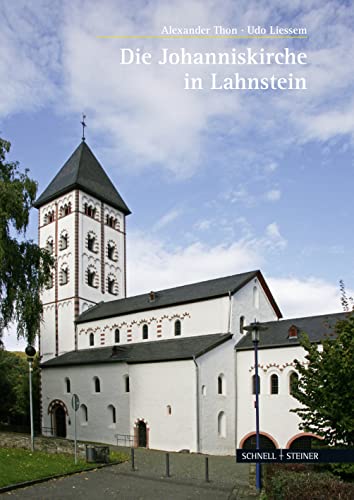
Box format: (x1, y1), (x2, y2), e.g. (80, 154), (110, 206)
(81, 113), (87, 141)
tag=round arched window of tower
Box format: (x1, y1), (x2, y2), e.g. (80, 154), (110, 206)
(59, 231), (68, 251)
(107, 241), (117, 261)
(87, 267), (98, 288)
(59, 265), (69, 285)
(87, 232), (98, 253)
(107, 275), (118, 295)
(46, 237), (54, 255)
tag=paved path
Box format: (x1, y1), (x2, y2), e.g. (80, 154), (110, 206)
(3, 448), (257, 499)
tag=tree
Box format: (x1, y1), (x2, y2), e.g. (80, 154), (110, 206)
(292, 314), (354, 447)
(0, 137), (53, 346)
(0, 350), (40, 430)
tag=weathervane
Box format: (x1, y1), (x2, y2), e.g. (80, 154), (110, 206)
(81, 113), (87, 141)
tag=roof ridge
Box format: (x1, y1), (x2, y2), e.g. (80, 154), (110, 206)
(261, 310), (348, 325)
(74, 141), (85, 184)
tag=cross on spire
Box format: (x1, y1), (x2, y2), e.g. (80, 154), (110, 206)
(81, 113), (87, 141)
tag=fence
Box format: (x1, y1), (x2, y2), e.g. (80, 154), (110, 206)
(115, 433), (134, 447)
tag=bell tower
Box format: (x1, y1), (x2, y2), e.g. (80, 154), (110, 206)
(34, 141), (130, 361)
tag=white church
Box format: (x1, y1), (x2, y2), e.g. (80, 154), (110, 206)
(35, 140), (345, 454)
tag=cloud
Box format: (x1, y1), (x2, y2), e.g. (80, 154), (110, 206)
(265, 189), (281, 202)
(127, 230), (262, 293)
(195, 219), (213, 231)
(1, 1), (354, 176)
(153, 209), (182, 230)
(268, 276), (343, 318)
(264, 222), (287, 250)
(127, 230), (343, 319)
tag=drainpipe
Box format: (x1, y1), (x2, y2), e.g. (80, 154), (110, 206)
(227, 291), (233, 334)
(193, 356), (200, 453)
(234, 344), (238, 453)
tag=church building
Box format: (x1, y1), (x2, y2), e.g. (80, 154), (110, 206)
(35, 140), (344, 454)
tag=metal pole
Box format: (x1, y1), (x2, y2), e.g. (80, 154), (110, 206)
(29, 359), (34, 452)
(131, 447), (135, 471)
(165, 453), (170, 477)
(254, 338), (261, 491)
(205, 456), (209, 482)
(74, 409), (77, 465)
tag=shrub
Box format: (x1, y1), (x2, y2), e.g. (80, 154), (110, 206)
(266, 470), (354, 500)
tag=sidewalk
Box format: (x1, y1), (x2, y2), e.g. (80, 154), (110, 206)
(4, 447), (257, 499)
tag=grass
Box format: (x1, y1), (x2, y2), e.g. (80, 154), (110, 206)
(0, 448), (128, 488)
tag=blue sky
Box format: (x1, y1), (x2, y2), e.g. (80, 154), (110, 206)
(2, 0), (354, 349)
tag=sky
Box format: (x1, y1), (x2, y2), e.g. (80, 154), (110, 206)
(1, 0), (354, 350)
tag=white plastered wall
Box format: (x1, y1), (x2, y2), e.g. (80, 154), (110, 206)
(129, 360), (197, 452)
(236, 345), (306, 449)
(77, 296), (230, 349)
(231, 277), (280, 344)
(198, 338), (235, 455)
(42, 363), (130, 445)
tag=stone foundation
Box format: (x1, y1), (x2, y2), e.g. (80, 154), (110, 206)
(0, 432), (86, 458)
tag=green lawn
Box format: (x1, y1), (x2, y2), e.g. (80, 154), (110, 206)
(0, 448), (128, 488)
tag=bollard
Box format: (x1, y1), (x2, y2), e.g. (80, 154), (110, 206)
(131, 447), (135, 471)
(205, 456), (210, 482)
(165, 453), (170, 477)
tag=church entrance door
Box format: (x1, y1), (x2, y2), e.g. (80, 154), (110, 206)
(54, 406), (67, 437)
(138, 421), (147, 447)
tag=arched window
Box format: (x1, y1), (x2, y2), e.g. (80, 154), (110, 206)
(89, 332), (94, 346)
(80, 404), (88, 423)
(107, 242), (117, 261)
(253, 286), (259, 309)
(252, 374), (260, 394)
(87, 268), (97, 288)
(108, 404), (116, 424)
(60, 266), (69, 285)
(242, 434), (276, 450)
(60, 232), (68, 250)
(87, 232), (98, 253)
(46, 274), (54, 289)
(218, 374), (225, 395)
(94, 377), (101, 393)
(289, 372), (299, 396)
(166, 405), (172, 415)
(174, 320), (181, 336)
(270, 374), (279, 395)
(46, 237), (54, 254)
(115, 329), (120, 343)
(84, 203), (96, 219)
(142, 324), (148, 340)
(87, 234), (95, 252)
(239, 316), (245, 334)
(65, 378), (71, 393)
(124, 375), (130, 393)
(60, 203), (71, 217)
(45, 211), (55, 224)
(218, 411), (226, 437)
(201, 385), (207, 396)
(106, 215), (117, 229)
(107, 277), (117, 295)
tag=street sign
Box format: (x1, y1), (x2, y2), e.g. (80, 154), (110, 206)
(72, 394), (80, 412)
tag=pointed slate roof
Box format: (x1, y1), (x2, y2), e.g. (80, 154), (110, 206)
(33, 141), (131, 214)
(76, 270), (282, 324)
